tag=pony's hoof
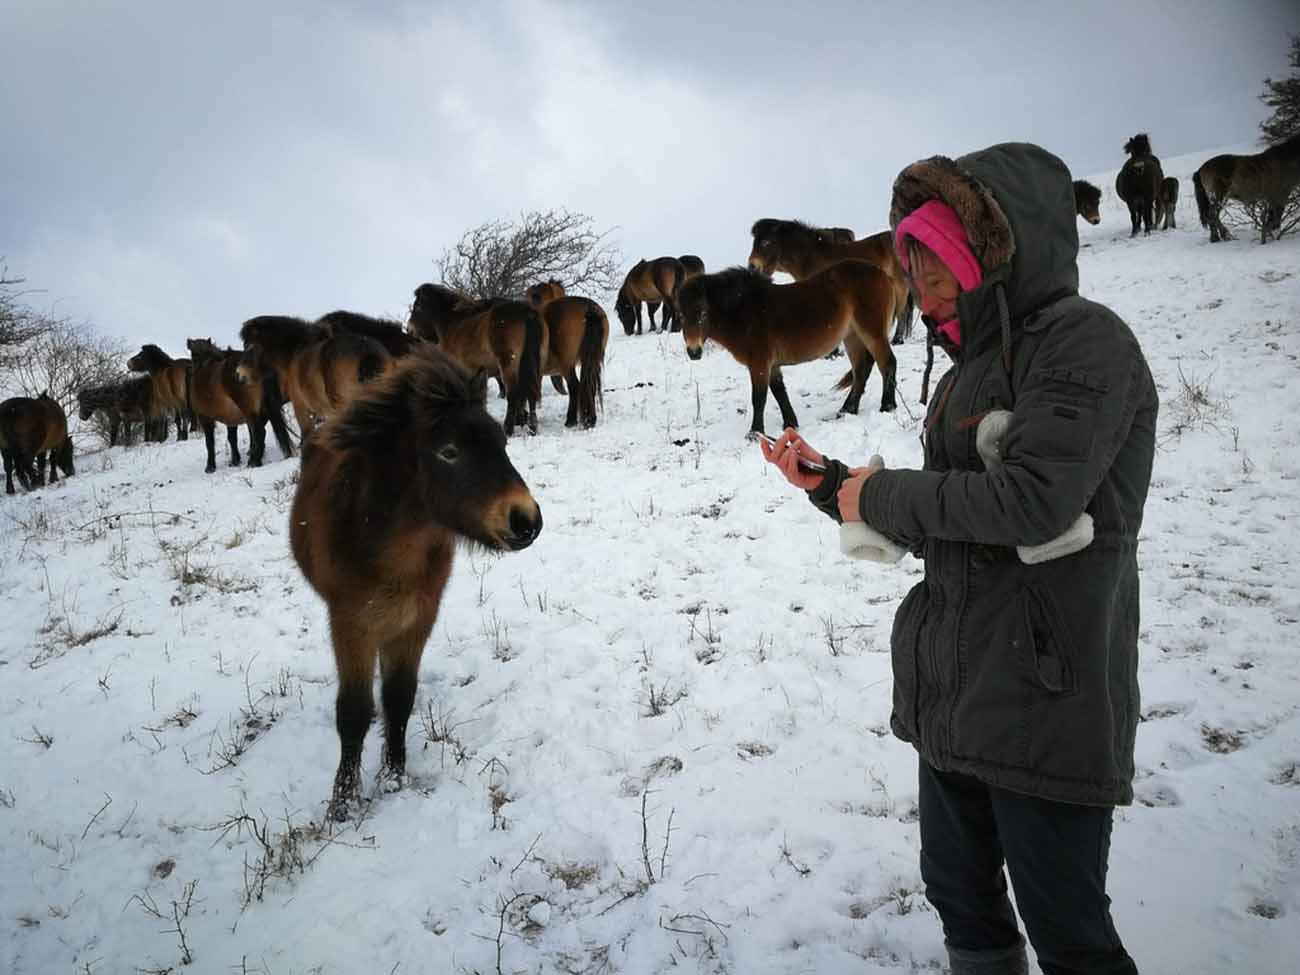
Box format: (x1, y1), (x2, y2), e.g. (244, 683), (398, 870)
(204, 464), (217, 474)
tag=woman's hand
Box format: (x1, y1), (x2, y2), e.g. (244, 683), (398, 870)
(759, 428), (825, 491)
(837, 459), (883, 522)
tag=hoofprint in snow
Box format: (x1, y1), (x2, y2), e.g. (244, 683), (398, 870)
(2, 147), (1297, 975)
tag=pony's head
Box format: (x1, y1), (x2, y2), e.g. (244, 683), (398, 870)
(325, 347), (543, 552)
(127, 344), (171, 373)
(1123, 133), (1152, 158)
(1073, 180), (1102, 225)
(677, 267), (758, 360)
(525, 280), (565, 309)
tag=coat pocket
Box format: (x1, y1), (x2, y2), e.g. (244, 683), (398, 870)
(1022, 586), (1078, 695)
(890, 583), (930, 743)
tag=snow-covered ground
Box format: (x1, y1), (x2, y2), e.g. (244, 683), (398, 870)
(3, 147), (1298, 975)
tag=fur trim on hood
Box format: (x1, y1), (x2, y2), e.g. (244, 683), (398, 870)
(889, 156), (1015, 275)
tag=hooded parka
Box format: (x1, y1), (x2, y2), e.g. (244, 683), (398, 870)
(814, 143), (1158, 806)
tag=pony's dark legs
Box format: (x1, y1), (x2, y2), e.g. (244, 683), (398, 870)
(200, 418), (218, 472)
(839, 333), (872, 415)
(564, 367), (580, 427)
(225, 424), (241, 466)
(767, 368), (799, 431)
(647, 301), (660, 333)
(378, 620), (432, 782)
(329, 612), (377, 821)
(2, 450), (14, 494)
(248, 417), (267, 467)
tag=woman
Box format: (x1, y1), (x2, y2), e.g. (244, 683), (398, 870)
(762, 143), (1157, 975)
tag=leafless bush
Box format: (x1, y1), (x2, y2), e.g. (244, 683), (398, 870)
(642, 680), (688, 718)
(436, 209), (622, 301)
(1161, 365), (1230, 443)
(3, 314), (130, 420)
(1223, 190), (1300, 243)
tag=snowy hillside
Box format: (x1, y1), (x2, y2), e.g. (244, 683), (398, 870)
(2, 147), (1298, 975)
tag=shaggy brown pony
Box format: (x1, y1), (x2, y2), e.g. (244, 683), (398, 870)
(186, 338), (293, 472)
(615, 257), (685, 335)
(289, 346), (543, 820)
(523, 281), (608, 429)
(747, 219), (916, 345)
(78, 380), (158, 446)
(239, 314), (392, 438)
(1073, 180), (1102, 224)
(676, 263), (897, 437)
(1, 394), (74, 494)
(1194, 133), (1300, 243)
(126, 344), (194, 440)
(1154, 176), (1180, 230)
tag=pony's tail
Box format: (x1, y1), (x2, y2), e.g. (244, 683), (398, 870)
(834, 367), (854, 391)
(1193, 170), (1211, 229)
(577, 305), (606, 426)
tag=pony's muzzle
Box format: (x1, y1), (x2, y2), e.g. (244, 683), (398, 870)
(495, 495), (543, 550)
(686, 345), (703, 361)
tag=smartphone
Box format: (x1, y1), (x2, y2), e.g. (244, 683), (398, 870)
(756, 432), (827, 472)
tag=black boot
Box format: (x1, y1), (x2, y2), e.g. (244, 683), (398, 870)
(948, 937), (1028, 975)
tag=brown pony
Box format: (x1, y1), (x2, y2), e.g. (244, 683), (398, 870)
(289, 346), (542, 820)
(747, 220), (916, 345)
(1115, 133), (1164, 237)
(405, 289), (543, 436)
(523, 281), (608, 429)
(678, 255), (706, 281)
(186, 338), (294, 472)
(1194, 133), (1300, 243)
(615, 257), (685, 335)
(126, 344), (194, 440)
(239, 315), (392, 438)
(1073, 180), (1102, 225)
(676, 263), (897, 437)
(1, 394), (74, 494)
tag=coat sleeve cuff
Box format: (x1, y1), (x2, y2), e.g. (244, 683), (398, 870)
(859, 469), (900, 534)
(806, 458), (848, 523)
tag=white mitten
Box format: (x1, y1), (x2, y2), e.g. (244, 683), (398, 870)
(839, 455), (907, 563)
(976, 410), (1093, 564)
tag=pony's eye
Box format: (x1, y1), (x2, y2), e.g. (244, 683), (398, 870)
(436, 444), (461, 464)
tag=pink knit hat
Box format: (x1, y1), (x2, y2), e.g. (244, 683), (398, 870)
(894, 200), (983, 292)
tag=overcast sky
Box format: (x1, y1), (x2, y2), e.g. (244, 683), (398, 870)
(2, 0), (1295, 351)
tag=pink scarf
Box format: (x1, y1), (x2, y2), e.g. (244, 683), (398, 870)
(895, 199), (983, 346)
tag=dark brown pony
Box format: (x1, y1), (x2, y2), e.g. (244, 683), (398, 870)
(126, 344), (193, 440)
(1073, 180), (1102, 224)
(1115, 134), (1165, 237)
(239, 315), (392, 438)
(318, 310), (423, 359)
(747, 220), (916, 346)
(289, 346), (542, 820)
(79, 377), (169, 445)
(524, 281), (608, 429)
(1154, 176), (1179, 230)
(1, 394), (74, 494)
(615, 257), (685, 335)
(186, 338), (293, 473)
(676, 263), (897, 437)
(1194, 133), (1300, 243)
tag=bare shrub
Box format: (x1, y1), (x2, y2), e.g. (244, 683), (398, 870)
(436, 209), (622, 301)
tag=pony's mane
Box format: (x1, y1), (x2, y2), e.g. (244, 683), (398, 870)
(240, 315), (322, 356)
(1124, 133), (1152, 157)
(325, 346), (487, 452)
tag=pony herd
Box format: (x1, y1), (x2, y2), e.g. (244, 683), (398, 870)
(1071, 131), (1300, 244)
(8, 129), (1297, 820)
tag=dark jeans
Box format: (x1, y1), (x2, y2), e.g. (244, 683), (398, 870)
(918, 760), (1138, 975)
